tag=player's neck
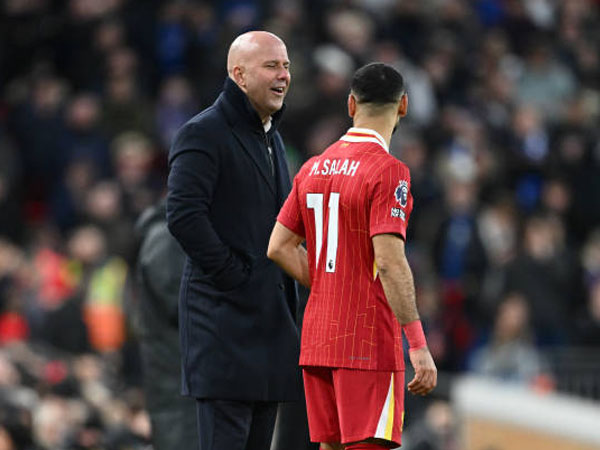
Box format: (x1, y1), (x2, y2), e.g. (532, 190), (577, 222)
(352, 118), (394, 148)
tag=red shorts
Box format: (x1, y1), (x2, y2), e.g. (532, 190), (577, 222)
(302, 367), (405, 446)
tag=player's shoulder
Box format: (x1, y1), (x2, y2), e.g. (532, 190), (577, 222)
(368, 151), (410, 178)
(352, 140), (399, 162)
(386, 153), (410, 171)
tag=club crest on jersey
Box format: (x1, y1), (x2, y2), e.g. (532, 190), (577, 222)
(394, 180), (409, 207)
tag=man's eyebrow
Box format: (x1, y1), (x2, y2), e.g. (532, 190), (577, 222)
(263, 59), (290, 65)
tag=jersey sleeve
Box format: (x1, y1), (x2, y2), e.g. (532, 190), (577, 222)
(369, 161), (413, 240)
(277, 170), (306, 237)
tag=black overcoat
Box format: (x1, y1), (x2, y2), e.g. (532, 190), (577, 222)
(167, 78), (301, 401)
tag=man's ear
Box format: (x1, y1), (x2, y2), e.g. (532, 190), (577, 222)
(348, 94), (357, 118)
(398, 93), (408, 118)
(232, 66), (246, 89)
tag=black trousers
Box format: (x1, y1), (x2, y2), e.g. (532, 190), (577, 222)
(271, 396), (319, 450)
(196, 399), (278, 450)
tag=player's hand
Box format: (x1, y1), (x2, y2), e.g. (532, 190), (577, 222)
(407, 347), (437, 396)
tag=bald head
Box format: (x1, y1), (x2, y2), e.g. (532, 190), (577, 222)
(226, 31), (291, 122)
(227, 31), (285, 75)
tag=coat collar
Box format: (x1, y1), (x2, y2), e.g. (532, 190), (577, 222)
(220, 77), (285, 135)
(217, 77), (287, 197)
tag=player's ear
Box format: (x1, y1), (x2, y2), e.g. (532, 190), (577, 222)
(348, 93), (357, 118)
(398, 93), (408, 118)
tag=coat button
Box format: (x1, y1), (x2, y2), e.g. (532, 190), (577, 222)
(278, 283), (285, 291)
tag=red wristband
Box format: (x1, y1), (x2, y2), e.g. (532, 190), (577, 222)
(403, 320), (427, 351)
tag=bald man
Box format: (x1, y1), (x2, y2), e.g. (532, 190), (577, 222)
(167, 31), (302, 450)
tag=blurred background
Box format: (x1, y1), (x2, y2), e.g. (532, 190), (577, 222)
(0, 0), (599, 449)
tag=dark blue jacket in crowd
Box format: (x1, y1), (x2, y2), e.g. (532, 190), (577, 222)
(166, 77), (302, 402)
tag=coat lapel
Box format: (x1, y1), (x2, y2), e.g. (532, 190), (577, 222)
(272, 135), (291, 205)
(216, 78), (283, 198)
(231, 125), (277, 196)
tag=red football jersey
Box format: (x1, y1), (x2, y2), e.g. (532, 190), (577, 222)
(277, 128), (413, 371)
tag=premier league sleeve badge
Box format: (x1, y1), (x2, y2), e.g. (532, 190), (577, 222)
(394, 180), (408, 208)
(391, 180), (409, 220)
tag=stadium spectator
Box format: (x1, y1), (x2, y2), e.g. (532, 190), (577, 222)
(469, 292), (547, 383)
(402, 399), (457, 450)
(501, 213), (583, 345)
(132, 201), (197, 449)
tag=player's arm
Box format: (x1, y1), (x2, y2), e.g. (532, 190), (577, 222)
(268, 221), (310, 288)
(372, 234), (437, 396)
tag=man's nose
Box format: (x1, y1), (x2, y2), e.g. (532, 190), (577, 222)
(277, 67), (290, 81)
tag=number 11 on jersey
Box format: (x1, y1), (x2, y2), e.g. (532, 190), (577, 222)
(307, 192), (340, 273)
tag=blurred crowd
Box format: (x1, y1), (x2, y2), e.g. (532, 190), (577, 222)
(1, 0), (599, 448)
